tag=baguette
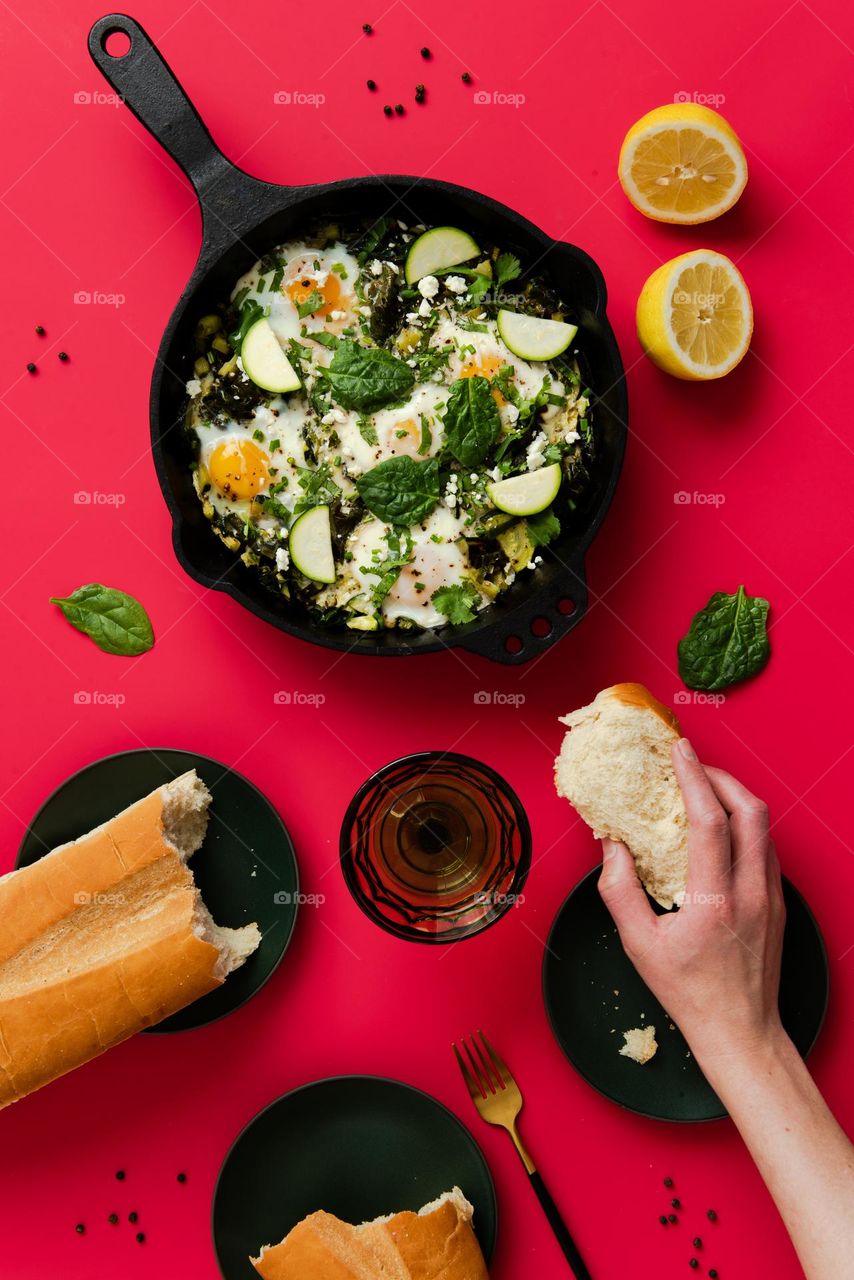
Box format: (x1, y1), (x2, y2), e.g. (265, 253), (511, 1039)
(554, 683), (688, 908)
(0, 770), (260, 1108)
(251, 1188), (489, 1280)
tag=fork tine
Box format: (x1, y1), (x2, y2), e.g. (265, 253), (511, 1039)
(470, 1032), (503, 1093)
(463, 1037), (494, 1096)
(452, 1041), (485, 1102)
(479, 1030), (513, 1089)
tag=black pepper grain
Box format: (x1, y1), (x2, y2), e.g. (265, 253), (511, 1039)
(415, 84), (425, 102)
(659, 1215), (668, 1225)
(367, 79), (376, 90)
(394, 103), (404, 115)
(707, 1209), (717, 1221)
(26, 362), (36, 373)
(709, 1271), (718, 1278)
(35, 325), (45, 335)
(128, 1212), (138, 1224)
(362, 23), (372, 33)
(58, 351), (69, 362)
(689, 1262), (699, 1271)
(420, 46), (430, 58)
(461, 71), (471, 82)
(108, 1214), (119, 1225)
(383, 104), (392, 116)
(693, 1238), (702, 1249)
(75, 1224), (85, 1235)
(668, 1214), (678, 1224)
(136, 1232), (146, 1244)
(177, 1172), (187, 1183)
(671, 1198), (681, 1209)
(115, 1171), (125, 1181)
(664, 1177), (673, 1188)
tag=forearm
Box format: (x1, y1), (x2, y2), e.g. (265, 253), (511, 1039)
(696, 1029), (854, 1280)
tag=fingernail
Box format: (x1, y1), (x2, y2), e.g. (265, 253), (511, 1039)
(602, 838), (619, 860)
(677, 737), (697, 760)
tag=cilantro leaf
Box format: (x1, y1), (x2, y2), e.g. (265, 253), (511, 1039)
(525, 507), (561, 546)
(494, 253), (521, 290)
(432, 582), (481, 625)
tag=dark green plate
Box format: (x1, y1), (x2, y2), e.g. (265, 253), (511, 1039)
(17, 748), (299, 1032)
(543, 867), (829, 1122)
(212, 1076), (497, 1279)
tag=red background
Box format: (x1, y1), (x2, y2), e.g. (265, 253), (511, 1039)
(1, 1), (852, 1277)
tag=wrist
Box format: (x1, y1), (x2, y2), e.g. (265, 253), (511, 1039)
(692, 1020), (797, 1097)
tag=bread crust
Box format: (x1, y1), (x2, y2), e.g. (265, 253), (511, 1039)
(0, 774), (230, 1108)
(252, 1194), (489, 1280)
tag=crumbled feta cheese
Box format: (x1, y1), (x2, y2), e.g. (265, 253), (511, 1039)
(185, 378), (202, 397)
(385, 261), (400, 275)
(418, 275), (440, 299)
(369, 259), (383, 276)
(329, 309), (346, 321)
(445, 275), (467, 294)
(503, 403), (520, 425)
(406, 358), (417, 367)
(358, 305), (372, 316)
(275, 547), (290, 572)
(526, 431), (548, 471)
(405, 312), (422, 324)
(418, 298), (432, 318)
(469, 472), (479, 482)
(564, 430), (580, 444)
(321, 411), (337, 426)
(489, 466), (502, 481)
(313, 270), (328, 288)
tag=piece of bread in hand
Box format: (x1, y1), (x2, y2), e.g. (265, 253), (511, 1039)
(554, 683), (688, 909)
(251, 1187), (489, 1280)
(0, 770), (260, 1109)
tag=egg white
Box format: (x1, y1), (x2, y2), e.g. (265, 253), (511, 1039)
(196, 395), (309, 524)
(232, 242), (362, 348)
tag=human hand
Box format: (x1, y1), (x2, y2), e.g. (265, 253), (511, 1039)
(597, 737), (788, 1074)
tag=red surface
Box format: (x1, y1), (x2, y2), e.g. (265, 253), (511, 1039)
(1, 2), (852, 1277)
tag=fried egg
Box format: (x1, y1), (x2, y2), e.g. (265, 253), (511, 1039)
(232, 242), (362, 348)
(345, 506), (480, 627)
(195, 396), (308, 523)
(430, 317), (563, 406)
(327, 381), (448, 479)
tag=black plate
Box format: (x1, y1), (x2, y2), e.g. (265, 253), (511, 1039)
(212, 1076), (497, 1279)
(543, 867), (829, 1122)
(17, 748), (299, 1032)
(88, 14), (627, 665)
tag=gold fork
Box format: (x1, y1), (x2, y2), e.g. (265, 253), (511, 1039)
(453, 1031), (592, 1279)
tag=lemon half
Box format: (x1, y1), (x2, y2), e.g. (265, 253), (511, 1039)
(619, 103), (747, 224)
(636, 250), (753, 380)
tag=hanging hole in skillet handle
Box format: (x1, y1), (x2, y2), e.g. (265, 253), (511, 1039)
(102, 27), (131, 57)
(458, 561), (590, 666)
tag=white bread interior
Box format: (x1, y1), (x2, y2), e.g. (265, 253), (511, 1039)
(554, 683), (688, 909)
(251, 1187), (489, 1280)
(619, 1025), (658, 1064)
(0, 770), (260, 1108)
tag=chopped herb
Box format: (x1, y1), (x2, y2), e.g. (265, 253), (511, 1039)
(358, 415), (379, 446)
(296, 290), (325, 319)
(417, 414), (432, 455)
(525, 507), (561, 546)
(432, 582), (480, 624)
(494, 253), (521, 290)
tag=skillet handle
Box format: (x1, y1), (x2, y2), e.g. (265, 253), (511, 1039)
(88, 15), (276, 249)
(457, 556), (589, 666)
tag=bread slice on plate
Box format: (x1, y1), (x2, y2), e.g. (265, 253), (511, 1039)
(251, 1187), (489, 1280)
(0, 770), (260, 1109)
(554, 683), (688, 909)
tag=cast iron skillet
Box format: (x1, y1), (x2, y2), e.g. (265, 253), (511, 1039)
(89, 14), (627, 664)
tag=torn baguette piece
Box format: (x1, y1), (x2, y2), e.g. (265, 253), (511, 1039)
(0, 770), (260, 1109)
(554, 683), (688, 909)
(251, 1187), (489, 1280)
(619, 1025), (658, 1064)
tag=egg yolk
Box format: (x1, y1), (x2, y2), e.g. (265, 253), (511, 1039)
(460, 354), (506, 406)
(208, 438), (270, 501)
(285, 270), (344, 318)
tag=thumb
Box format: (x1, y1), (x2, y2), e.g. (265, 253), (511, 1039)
(598, 838), (657, 956)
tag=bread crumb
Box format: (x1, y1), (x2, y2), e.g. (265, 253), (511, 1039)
(619, 1026), (658, 1064)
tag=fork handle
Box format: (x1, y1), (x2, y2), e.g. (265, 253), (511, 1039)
(528, 1170), (592, 1279)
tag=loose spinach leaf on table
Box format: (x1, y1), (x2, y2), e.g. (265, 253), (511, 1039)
(677, 585), (770, 691)
(50, 584), (154, 657)
(324, 340), (415, 412)
(356, 456), (440, 525)
(443, 375), (502, 467)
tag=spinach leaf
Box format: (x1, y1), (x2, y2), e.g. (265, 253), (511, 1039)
(432, 582), (480, 625)
(297, 290), (324, 319)
(357, 415), (379, 446)
(229, 298), (264, 352)
(525, 507), (561, 546)
(356, 456), (440, 525)
(443, 376), (502, 467)
(325, 341), (415, 412)
(50, 584), (154, 657)
(677, 585), (771, 691)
